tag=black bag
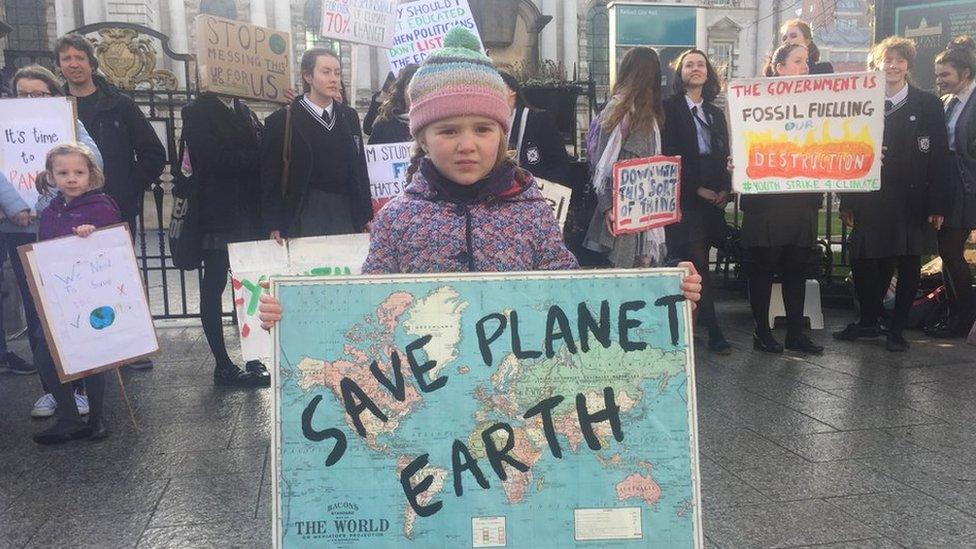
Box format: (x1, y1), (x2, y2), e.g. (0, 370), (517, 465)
(906, 284), (949, 330)
(169, 136), (203, 270)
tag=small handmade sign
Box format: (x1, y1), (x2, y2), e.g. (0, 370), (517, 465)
(320, 0), (399, 48)
(0, 96), (77, 210)
(195, 14), (291, 103)
(365, 141), (413, 214)
(611, 155), (682, 235)
(388, 0), (482, 73)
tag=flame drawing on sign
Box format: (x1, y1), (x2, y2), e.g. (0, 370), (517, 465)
(745, 120), (875, 180)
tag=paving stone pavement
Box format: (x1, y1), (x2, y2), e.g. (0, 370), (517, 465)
(0, 293), (974, 548)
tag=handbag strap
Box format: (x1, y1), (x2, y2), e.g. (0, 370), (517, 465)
(281, 104), (293, 197)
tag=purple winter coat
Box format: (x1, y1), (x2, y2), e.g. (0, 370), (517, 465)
(38, 190), (122, 241)
(363, 166), (579, 274)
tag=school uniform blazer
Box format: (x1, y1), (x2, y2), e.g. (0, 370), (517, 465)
(510, 107), (572, 186)
(844, 86), (949, 218)
(662, 94), (731, 212)
(948, 85), (976, 195)
(260, 97), (373, 236)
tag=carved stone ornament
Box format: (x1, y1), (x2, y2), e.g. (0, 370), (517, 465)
(90, 28), (178, 90)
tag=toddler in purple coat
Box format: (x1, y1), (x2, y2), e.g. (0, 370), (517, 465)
(259, 27), (702, 326)
(32, 143), (121, 444)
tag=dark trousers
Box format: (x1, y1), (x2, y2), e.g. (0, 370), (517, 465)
(33, 330), (105, 423)
(852, 256), (920, 334)
(3, 232), (42, 353)
(201, 248), (233, 369)
(938, 228), (974, 318)
(674, 238), (722, 338)
(747, 245), (809, 334)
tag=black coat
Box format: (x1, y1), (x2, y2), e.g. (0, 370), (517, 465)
(662, 94), (731, 211)
(180, 93), (263, 237)
(509, 107), (571, 185)
(368, 115), (411, 145)
(66, 75), (165, 221)
(260, 98), (373, 236)
(944, 85), (976, 229)
(842, 86), (949, 258)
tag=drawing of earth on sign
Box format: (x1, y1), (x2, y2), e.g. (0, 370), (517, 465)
(89, 306), (116, 330)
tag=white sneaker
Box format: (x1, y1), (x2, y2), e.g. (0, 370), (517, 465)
(75, 392), (90, 415)
(31, 393), (56, 418)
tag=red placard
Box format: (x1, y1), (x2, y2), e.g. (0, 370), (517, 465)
(611, 155), (682, 236)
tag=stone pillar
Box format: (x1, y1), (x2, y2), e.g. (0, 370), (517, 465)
(250, 0), (267, 27)
(55, 0), (77, 36)
(539, 0), (558, 62)
(562, 1), (578, 78)
(166, 0), (188, 86)
(82, 0), (105, 24)
(273, 0), (291, 33)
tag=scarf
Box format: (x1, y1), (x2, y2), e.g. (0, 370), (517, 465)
(420, 158), (522, 204)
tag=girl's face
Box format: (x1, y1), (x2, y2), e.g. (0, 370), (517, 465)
(782, 26), (809, 47)
(51, 153), (92, 201)
(680, 53), (709, 88)
(883, 51), (910, 86)
(776, 48), (809, 77)
(420, 115), (503, 186)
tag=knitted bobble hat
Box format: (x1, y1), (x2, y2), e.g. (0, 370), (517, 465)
(407, 26), (511, 137)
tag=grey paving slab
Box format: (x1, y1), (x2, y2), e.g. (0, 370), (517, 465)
(137, 522), (271, 549)
(860, 452), (976, 515)
(0, 517), (38, 549)
(148, 472), (262, 528)
(784, 539), (902, 548)
(732, 459), (907, 502)
(826, 490), (976, 548)
(704, 499), (880, 548)
(775, 429), (927, 463)
(699, 457), (771, 513)
(25, 512), (151, 549)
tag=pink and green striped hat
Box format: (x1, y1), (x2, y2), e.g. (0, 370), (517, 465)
(407, 26), (511, 137)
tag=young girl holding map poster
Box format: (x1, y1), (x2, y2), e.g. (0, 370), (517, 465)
(739, 43), (824, 355)
(259, 29), (702, 326)
(32, 143), (120, 444)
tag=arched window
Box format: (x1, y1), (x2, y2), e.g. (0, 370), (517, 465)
(586, 3), (609, 86)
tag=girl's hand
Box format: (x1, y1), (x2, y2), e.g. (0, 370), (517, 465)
(726, 156), (735, 173)
(12, 210), (31, 227)
(259, 293), (283, 331)
(928, 215), (944, 231)
(840, 210), (854, 228)
(714, 190), (731, 208)
(284, 88), (298, 102)
(603, 209), (616, 234)
(677, 261), (702, 310)
(696, 188), (719, 203)
(73, 224), (96, 237)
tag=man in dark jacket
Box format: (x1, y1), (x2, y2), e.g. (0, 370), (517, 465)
(56, 33), (165, 371)
(261, 48), (372, 242)
(56, 34), (165, 232)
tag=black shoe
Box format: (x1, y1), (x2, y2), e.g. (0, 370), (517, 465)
(753, 332), (784, 354)
(245, 360), (272, 387)
(33, 419), (92, 445)
(785, 333), (824, 355)
(88, 417), (109, 440)
(925, 315), (973, 339)
(886, 332), (909, 352)
(214, 365), (265, 388)
(832, 323), (881, 341)
(708, 337), (733, 355)
(127, 358), (154, 370)
(0, 352), (36, 375)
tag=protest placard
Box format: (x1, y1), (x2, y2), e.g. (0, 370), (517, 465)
(18, 224), (158, 382)
(727, 71), (884, 194)
(365, 141), (413, 213)
(0, 97), (77, 210)
(271, 269), (702, 548)
(195, 14), (291, 103)
(388, 0), (482, 73)
(228, 234), (370, 364)
(320, 0), (399, 48)
(611, 155), (682, 235)
(535, 177), (573, 231)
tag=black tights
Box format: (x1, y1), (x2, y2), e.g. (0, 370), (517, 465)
(200, 248), (233, 369)
(938, 228), (974, 318)
(683, 239), (722, 337)
(852, 256), (920, 334)
(747, 245), (809, 335)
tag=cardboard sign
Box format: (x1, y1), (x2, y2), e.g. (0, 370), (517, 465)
(18, 224), (158, 382)
(271, 269), (702, 548)
(0, 97), (77, 210)
(320, 0), (399, 48)
(365, 141), (413, 213)
(535, 177), (573, 231)
(611, 155), (682, 235)
(228, 234), (370, 364)
(195, 14), (291, 103)
(388, 0), (482, 73)
(727, 71), (884, 194)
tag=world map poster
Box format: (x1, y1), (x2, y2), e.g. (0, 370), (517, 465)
(271, 270), (702, 548)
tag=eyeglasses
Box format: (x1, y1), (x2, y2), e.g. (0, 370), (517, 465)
(18, 91), (53, 98)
